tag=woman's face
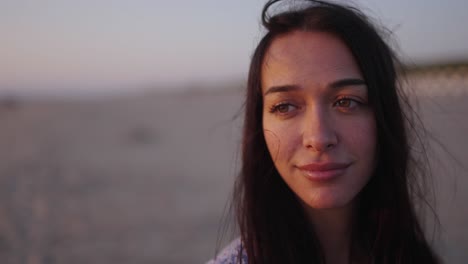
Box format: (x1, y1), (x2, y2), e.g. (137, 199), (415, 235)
(261, 31), (376, 210)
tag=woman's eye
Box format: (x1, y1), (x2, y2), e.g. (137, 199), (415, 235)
(270, 103), (297, 114)
(334, 98), (358, 109)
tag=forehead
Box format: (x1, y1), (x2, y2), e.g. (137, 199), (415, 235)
(261, 30), (362, 92)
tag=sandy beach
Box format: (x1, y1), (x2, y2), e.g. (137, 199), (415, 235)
(0, 89), (466, 263)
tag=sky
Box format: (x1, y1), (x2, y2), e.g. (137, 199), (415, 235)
(1, 0), (468, 97)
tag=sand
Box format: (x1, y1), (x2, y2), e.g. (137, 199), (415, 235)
(0, 90), (466, 263)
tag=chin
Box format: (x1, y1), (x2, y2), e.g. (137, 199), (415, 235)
(301, 192), (354, 210)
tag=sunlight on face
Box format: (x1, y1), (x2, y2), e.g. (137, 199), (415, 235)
(261, 31), (377, 211)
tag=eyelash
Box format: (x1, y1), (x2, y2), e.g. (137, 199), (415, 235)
(268, 97), (364, 115)
(333, 96), (362, 109)
(269, 101), (298, 114)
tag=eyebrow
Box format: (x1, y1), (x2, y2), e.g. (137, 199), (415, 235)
(263, 78), (366, 96)
(330, 78), (366, 89)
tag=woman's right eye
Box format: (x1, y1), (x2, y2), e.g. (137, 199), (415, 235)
(270, 102), (298, 114)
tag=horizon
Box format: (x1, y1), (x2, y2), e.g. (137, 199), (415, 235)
(1, 62), (468, 100)
(2, 0), (468, 97)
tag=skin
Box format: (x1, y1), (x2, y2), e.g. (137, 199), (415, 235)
(261, 30), (377, 263)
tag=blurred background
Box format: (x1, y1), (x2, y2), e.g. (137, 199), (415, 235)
(1, 0), (467, 263)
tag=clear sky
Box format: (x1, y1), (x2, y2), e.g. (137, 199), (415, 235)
(2, 0), (468, 96)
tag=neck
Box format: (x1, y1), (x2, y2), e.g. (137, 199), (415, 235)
(304, 204), (355, 264)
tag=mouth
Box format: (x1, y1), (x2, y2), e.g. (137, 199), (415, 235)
(296, 162), (351, 181)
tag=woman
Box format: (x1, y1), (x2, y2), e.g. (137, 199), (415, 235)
(209, 0), (440, 263)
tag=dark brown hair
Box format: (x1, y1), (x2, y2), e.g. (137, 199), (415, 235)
(232, 0), (440, 263)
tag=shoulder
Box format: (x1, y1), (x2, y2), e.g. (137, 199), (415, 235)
(206, 238), (248, 264)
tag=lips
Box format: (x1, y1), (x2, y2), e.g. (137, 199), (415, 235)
(297, 162), (351, 181)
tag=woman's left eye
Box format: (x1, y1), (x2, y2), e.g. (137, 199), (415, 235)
(334, 98), (359, 109)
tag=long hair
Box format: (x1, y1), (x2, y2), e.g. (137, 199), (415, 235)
(233, 0), (440, 263)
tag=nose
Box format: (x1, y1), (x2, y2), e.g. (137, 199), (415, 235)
(302, 107), (338, 152)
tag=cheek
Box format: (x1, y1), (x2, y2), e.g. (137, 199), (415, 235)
(348, 121), (374, 145)
(264, 129), (281, 161)
(263, 120), (298, 163)
(340, 115), (377, 168)
(358, 118), (376, 153)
